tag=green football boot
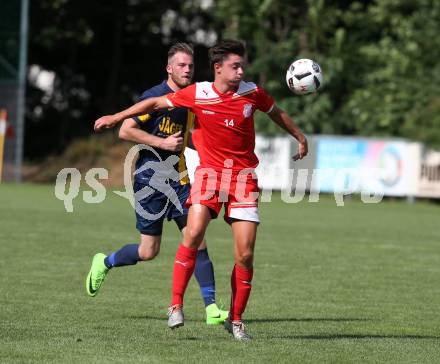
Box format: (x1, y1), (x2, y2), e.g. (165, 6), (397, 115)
(205, 303), (229, 325)
(86, 253), (109, 297)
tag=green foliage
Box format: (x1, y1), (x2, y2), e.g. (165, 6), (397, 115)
(210, 0), (440, 146)
(25, 0), (191, 159)
(0, 0), (21, 82)
(25, 0), (440, 157)
(338, 0), (440, 147)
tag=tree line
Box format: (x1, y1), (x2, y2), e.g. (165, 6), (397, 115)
(25, 0), (440, 159)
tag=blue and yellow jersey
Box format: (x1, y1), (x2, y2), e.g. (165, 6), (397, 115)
(133, 80), (193, 185)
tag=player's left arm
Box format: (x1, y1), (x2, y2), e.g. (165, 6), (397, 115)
(268, 105), (308, 161)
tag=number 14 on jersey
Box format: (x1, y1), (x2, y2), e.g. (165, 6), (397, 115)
(224, 119), (234, 127)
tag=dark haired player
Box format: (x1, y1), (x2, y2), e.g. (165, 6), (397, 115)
(94, 40), (308, 340)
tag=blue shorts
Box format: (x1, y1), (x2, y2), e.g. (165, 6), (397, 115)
(133, 180), (189, 235)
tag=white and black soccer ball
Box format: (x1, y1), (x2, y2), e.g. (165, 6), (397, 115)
(286, 59), (323, 95)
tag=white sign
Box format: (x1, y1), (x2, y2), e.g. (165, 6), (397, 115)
(255, 135), (292, 190)
(417, 150), (440, 198)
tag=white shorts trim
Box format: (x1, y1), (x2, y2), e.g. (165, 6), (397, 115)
(229, 207), (260, 223)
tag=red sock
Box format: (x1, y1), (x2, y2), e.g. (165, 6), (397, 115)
(171, 244), (197, 306)
(230, 264), (254, 321)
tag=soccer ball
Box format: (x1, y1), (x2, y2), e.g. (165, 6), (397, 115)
(285, 59), (323, 95)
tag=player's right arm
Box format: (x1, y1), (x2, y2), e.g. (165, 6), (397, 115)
(268, 105), (308, 161)
(118, 118), (183, 152)
(94, 95), (171, 132)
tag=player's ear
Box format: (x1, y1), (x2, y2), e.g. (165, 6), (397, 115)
(213, 62), (222, 73)
(166, 63), (172, 74)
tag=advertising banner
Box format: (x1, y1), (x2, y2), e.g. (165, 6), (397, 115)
(417, 150), (440, 198)
(313, 137), (421, 196)
(185, 135), (436, 198)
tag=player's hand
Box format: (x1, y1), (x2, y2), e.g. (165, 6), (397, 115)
(293, 137), (308, 161)
(159, 131), (183, 152)
(94, 115), (120, 132)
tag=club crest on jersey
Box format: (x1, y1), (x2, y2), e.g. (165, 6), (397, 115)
(243, 104), (252, 118)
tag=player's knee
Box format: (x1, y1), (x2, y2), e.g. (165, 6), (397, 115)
(185, 226), (205, 246)
(138, 246), (160, 261)
(236, 250), (254, 267)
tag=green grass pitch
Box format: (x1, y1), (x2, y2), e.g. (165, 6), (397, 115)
(1, 183), (439, 363)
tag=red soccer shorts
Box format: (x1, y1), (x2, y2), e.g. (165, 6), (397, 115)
(186, 166), (260, 223)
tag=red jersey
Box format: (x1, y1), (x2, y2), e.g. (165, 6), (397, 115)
(166, 81), (275, 170)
